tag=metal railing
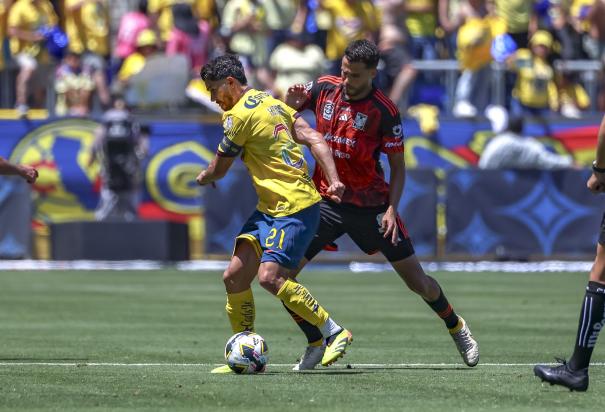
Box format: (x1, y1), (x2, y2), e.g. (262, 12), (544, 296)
(1, 59), (603, 114)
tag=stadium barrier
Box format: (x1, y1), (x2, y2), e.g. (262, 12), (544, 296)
(0, 116), (603, 260)
(50, 220), (189, 261)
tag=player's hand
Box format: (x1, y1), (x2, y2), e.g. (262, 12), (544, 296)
(19, 165), (38, 184)
(326, 181), (345, 203)
(587, 173), (605, 193)
(381, 206), (399, 246)
(285, 84), (309, 110)
(196, 169), (209, 186)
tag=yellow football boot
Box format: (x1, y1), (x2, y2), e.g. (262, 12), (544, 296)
(321, 329), (353, 366)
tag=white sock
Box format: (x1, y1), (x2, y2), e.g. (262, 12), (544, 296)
(319, 317), (342, 339)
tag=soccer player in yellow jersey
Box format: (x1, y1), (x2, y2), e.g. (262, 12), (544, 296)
(196, 54), (352, 373)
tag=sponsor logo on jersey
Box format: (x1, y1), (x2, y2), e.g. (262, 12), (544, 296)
(334, 149), (350, 159)
(324, 133), (356, 147)
(384, 140), (403, 148)
(353, 112), (368, 130)
(322, 101), (334, 120)
(339, 113), (348, 122)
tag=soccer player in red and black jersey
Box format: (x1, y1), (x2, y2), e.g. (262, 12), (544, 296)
(283, 39), (479, 371)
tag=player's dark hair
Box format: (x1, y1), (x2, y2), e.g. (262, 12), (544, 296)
(138, 0), (148, 14)
(200, 54), (247, 85)
(344, 39), (380, 69)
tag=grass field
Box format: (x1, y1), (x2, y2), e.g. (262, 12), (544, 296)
(0, 269), (604, 411)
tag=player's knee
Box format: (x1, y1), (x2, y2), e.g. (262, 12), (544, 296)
(257, 266), (280, 294)
(222, 268), (237, 285)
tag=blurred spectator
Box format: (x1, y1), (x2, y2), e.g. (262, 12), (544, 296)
(319, 0), (380, 74)
(375, 0), (417, 111)
(268, 30), (327, 99)
(438, 0), (466, 58)
(114, 0), (152, 63)
(192, 0), (221, 28)
(405, 0), (438, 61)
(547, 0), (586, 60)
(507, 30), (558, 119)
(116, 28), (158, 85)
(220, 0), (271, 86)
(452, 0), (504, 118)
(166, 3), (211, 71)
(7, 0), (58, 115)
(558, 71), (590, 118)
(0, 0), (11, 71)
(64, 0), (110, 108)
(263, 0), (299, 54)
(89, 93), (149, 221)
(578, 0), (605, 61)
(479, 114), (574, 169)
(493, 0), (532, 49)
(149, 0), (214, 43)
(54, 50), (95, 116)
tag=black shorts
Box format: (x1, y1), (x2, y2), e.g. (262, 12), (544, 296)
(599, 213), (605, 246)
(304, 200), (415, 262)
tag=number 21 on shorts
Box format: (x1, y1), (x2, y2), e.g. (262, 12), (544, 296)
(265, 228), (285, 249)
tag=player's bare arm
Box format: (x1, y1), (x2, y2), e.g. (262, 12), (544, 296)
(588, 114), (605, 193)
(196, 155), (235, 186)
(383, 152), (406, 245)
(0, 156), (38, 184)
(285, 84), (309, 111)
(292, 116), (345, 203)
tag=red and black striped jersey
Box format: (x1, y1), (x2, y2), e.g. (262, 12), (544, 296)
(303, 75), (404, 207)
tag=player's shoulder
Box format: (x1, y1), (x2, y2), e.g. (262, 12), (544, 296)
(370, 88), (400, 119)
(314, 75), (342, 89)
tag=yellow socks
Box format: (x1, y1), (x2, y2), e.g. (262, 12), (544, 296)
(226, 288), (255, 332)
(276, 278), (329, 327)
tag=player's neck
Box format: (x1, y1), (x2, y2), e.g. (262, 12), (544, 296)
(343, 86), (373, 102)
(234, 86), (252, 104)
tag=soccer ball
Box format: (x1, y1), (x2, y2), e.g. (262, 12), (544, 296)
(224, 331), (269, 374)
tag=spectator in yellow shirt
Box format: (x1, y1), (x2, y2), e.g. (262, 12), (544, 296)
(0, 0), (13, 70)
(7, 0), (58, 115)
(508, 30), (558, 119)
(64, 0), (110, 108)
(116, 29), (158, 85)
(320, 0), (380, 74)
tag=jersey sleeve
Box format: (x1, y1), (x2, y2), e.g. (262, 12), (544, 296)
(380, 109), (405, 154)
(217, 114), (246, 157)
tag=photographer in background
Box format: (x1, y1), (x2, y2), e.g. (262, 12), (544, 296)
(88, 93), (149, 221)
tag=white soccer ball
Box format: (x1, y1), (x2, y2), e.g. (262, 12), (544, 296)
(224, 331), (269, 374)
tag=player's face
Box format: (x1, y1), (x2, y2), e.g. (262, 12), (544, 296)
(205, 78), (237, 111)
(341, 57), (376, 100)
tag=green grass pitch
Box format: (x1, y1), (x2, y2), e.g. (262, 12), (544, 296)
(0, 269), (604, 411)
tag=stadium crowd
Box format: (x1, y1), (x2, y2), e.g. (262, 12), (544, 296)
(0, 0), (604, 120)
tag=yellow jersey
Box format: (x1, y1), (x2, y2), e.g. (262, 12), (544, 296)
(218, 88), (321, 217)
(511, 49), (558, 110)
(64, 0), (109, 56)
(117, 52), (146, 81)
(8, 0), (58, 57)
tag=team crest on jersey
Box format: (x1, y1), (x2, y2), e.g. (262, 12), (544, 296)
(392, 124), (403, 137)
(322, 101), (335, 120)
(353, 112), (368, 130)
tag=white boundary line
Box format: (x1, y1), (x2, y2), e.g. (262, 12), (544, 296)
(0, 260), (596, 272)
(0, 362), (604, 367)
